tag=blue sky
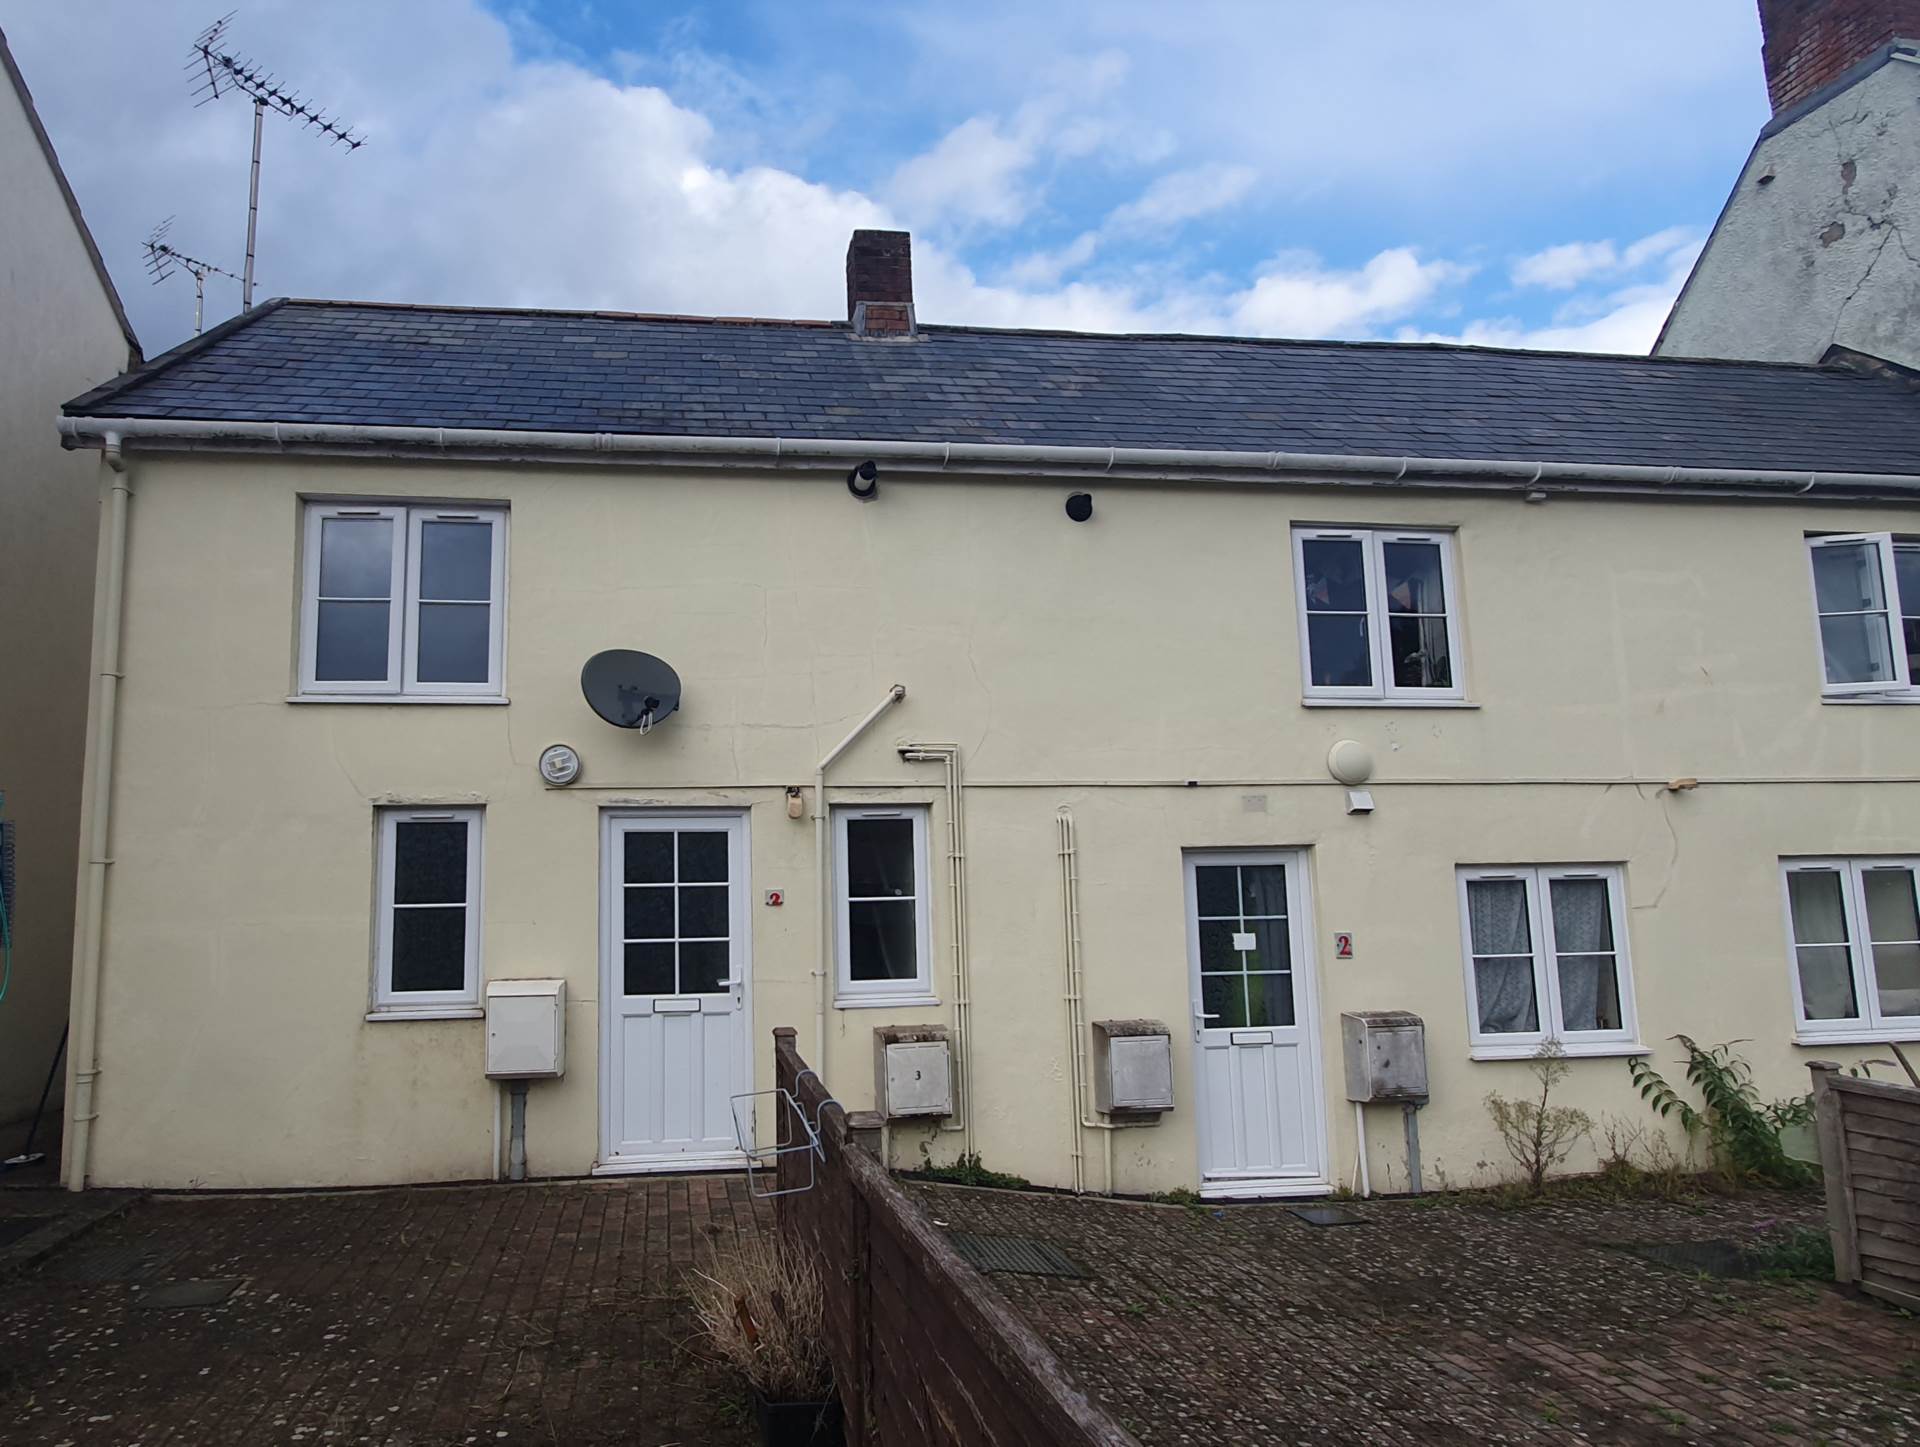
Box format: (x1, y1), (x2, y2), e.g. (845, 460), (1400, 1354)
(4, 1), (1772, 354)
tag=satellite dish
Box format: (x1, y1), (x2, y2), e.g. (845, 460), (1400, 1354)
(581, 650), (682, 732)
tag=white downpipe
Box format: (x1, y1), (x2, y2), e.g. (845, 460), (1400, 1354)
(1353, 1101), (1372, 1199)
(900, 745), (972, 1153)
(57, 415), (1920, 501)
(65, 435), (131, 1192)
(1058, 808), (1120, 1195)
(813, 686), (907, 1067)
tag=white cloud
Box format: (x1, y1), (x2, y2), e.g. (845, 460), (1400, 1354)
(1512, 240), (1620, 290)
(887, 115), (1038, 230)
(1107, 162), (1257, 232)
(1422, 235), (1702, 353)
(1233, 249), (1475, 336)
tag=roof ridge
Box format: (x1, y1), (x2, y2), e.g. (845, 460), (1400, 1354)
(251, 297), (1865, 376)
(61, 297), (290, 416)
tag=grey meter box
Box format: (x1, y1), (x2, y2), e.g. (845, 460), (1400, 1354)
(1092, 1019), (1174, 1114)
(1341, 1011), (1428, 1103)
(872, 1025), (953, 1118)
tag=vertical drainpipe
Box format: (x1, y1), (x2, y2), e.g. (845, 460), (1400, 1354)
(65, 435), (131, 1191)
(900, 744), (971, 1156)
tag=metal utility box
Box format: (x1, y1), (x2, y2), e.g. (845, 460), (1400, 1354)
(485, 979), (567, 1079)
(872, 1025), (952, 1118)
(1092, 1019), (1174, 1114)
(1341, 1011), (1427, 1103)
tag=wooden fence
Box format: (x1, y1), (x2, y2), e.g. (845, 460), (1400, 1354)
(771, 1027), (1138, 1447)
(1809, 1061), (1920, 1310)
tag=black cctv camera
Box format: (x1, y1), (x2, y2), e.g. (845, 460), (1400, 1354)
(847, 460), (879, 500)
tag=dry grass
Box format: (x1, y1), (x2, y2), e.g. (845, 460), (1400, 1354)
(685, 1232), (834, 1403)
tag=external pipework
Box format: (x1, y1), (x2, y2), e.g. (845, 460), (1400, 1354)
(1057, 808), (1117, 1194)
(813, 685), (907, 1067)
(900, 744), (972, 1154)
(66, 434), (131, 1190)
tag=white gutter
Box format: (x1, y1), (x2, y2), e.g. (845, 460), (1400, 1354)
(65, 434), (130, 1191)
(56, 415), (1920, 500)
(813, 686), (907, 1066)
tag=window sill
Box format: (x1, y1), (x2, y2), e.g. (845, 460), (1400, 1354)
(293, 694), (509, 705)
(1793, 1028), (1920, 1046)
(1301, 697), (1478, 710)
(834, 994), (942, 1011)
(1821, 694), (1920, 706)
(1469, 1042), (1647, 1062)
(365, 1007), (483, 1022)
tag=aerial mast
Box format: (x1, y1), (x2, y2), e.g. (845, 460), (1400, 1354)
(187, 13), (364, 311)
(142, 218), (243, 336)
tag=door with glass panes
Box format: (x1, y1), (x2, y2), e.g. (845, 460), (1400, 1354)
(1184, 850), (1326, 1194)
(600, 813), (750, 1170)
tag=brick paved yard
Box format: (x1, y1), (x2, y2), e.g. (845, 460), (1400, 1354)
(0, 1178), (770, 1446)
(909, 1183), (1920, 1446)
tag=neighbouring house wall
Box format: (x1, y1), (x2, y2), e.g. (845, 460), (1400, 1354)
(0, 52), (135, 1136)
(1658, 56), (1920, 369)
(78, 453), (1917, 1191)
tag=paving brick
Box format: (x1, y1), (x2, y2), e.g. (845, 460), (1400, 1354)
(0, 1177), (772, 1445)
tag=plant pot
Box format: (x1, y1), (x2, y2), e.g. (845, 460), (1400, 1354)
(752, 1390), (844, 1447)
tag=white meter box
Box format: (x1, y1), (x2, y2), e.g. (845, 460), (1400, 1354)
(872, 1025), (952, 1118)
(486, 979), (566, 1079)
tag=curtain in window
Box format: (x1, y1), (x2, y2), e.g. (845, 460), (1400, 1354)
(1864, 867), (1920, 1019)
(1468, 879), (1538, 1034)
(1787, 869), (1858, 1020)
(1549, 877), (1620, 1032)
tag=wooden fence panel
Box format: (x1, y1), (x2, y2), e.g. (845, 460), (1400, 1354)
(772, 1027), (1138, 1447)
(1809, 1062), (1920, 1312)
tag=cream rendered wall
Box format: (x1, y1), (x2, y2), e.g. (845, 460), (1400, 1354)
(0, 57), (134, 1136)
(81, 452), (1918, 1191)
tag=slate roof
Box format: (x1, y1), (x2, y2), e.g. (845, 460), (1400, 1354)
(64, 297), (1920, 476)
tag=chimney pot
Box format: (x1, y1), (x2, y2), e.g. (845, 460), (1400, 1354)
(846, 230), (916, 337)
(1757, 0), (1920, 114)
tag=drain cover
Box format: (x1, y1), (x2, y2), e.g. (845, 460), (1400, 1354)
(0, 1217), (54, 1249)
(1623, 1240), (1753, 1277)
(1289, 1205), (1370, 1227)
(137, 1278), (244, 1309)
(947, 1231), (1089, 1278)
(56, 1244), (180, 1284)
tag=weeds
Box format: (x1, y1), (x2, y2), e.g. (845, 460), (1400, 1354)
(1484, 1042), (1594, 1193)
(1627, 1037), (1815, 1187)
(684, 1234), (833, 1403)
(907, 1150), (1032, 1191)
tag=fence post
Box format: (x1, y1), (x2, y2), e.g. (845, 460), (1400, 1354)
(1808, 1061), (1859, 1287)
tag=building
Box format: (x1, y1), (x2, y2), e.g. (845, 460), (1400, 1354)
(0, 27), (141, 1156)
(1658, 0), (1920, 369)
(51, 223), (1920, 1196)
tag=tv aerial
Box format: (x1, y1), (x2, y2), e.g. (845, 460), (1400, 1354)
(581, 651), (682, 733)
(188, 13), (365, 311)
(142, 218), (242, 336)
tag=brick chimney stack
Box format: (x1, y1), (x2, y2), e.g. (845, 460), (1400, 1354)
(846, 230), (915, 337)
(1758, 0), (1920, 113)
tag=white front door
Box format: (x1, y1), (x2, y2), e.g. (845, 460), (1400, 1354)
(1184, 850), (1327, 1197)
(599, 812), (751, 1172)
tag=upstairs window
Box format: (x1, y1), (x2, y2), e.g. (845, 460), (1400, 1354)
(299, 504), (506, 698)
(1456, 865), (1638, 1058)
(1292, 527), (1464, 702)
(1783, 858), (1920, 1040)
(833, 806), (936, 1007)
(1808, 533), (1919, 698)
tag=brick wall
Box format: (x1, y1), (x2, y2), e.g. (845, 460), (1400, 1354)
(772, 1028), (1137, 1447)
(1759, 0), (1920, 112)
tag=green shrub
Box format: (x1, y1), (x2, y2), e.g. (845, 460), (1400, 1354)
(1626, 1036), (1815, 1188)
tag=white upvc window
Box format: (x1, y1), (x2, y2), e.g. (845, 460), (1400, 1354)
(1782, 857), (1920, 1042)
(1292, 527), (1465, 702)
(833, 805), (936, 1007)
(373, 807), (483, 1015)
(1807, 532), (1920, 698)
(1456, 865), (1638, 1058)
(299, 503), (506, 698)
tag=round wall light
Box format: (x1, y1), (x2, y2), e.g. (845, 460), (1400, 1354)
(539, 743), (582, 787)
(1326, 739), (1374, 788)
(1065, 492), (1094, 522)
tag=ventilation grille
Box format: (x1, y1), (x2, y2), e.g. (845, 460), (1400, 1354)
(945, 1230), (1089, 1278)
